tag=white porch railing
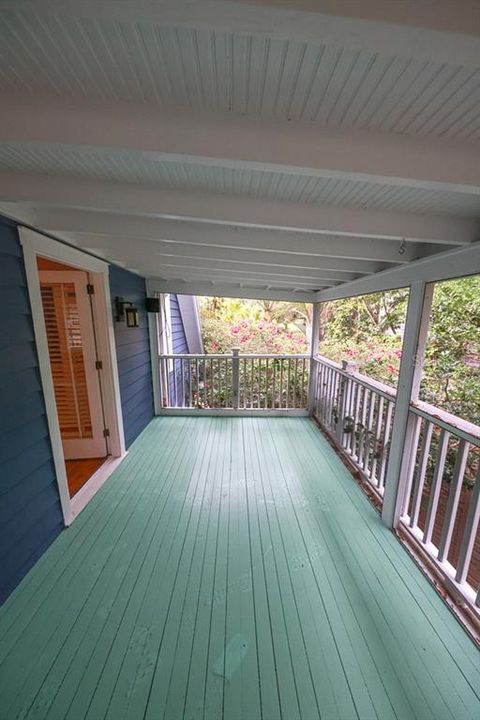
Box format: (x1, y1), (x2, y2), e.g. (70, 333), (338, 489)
(312, 354), (480, 612)
(158, 351), (309, 411)
(311, 355), (396, 493)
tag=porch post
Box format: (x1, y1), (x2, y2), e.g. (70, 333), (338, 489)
(147, 311), (162, 415)
(382, 281), (434, 528)
(307, 302), (321, 414)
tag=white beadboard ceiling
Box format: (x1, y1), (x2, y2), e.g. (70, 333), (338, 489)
(1, 10), (479, 140)
(0, 0), (479, 300)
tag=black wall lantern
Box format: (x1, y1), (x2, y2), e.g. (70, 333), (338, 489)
(115, 296), (140, 327)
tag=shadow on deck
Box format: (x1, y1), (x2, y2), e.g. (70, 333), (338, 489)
(0, 417), (478, 720)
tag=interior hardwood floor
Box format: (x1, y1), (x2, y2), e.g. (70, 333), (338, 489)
(66, 457), (107, 497)
(0, 418), (478, 719)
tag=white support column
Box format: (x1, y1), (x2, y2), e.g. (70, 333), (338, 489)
(382, 281), (434, 528)
(147, 311), (162, 415)
(307, 302), (321, 414)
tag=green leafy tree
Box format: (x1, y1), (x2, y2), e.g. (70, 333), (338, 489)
(196, 277), (480, 424)
(421, 276), (480, 425)
(318, 277), (480, 425)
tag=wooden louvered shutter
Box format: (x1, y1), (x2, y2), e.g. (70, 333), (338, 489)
(40, 282), (93, 439)
(38, 270), (107, 459)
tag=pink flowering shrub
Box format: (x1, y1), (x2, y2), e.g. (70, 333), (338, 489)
(202, 317), (308, 355)
(321, 338), (403, 388)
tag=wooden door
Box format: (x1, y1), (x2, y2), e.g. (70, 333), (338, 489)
(39, 271), (107, 459)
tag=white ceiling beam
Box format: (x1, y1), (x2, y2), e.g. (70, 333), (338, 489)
(154, 273), (328, 291)
(148, 259), (352, 283)
(316, 241), (480, 300)
(2, 98), (479, 194)
(77, 239), (361, 281)
(1, 173), (475, 246)
(147, 278), (317, 303)
(30, 208), (433, 264)
(71, 233), (384, 274)
(79, 241), (342, 285)
(146, 265), (336, 287)
(3, 1), (480, 64)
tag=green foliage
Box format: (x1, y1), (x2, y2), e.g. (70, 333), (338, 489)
(198, 297), (309, 354)
(319, 276), (480, 425)
(319, 288), (408, 344)
(196, 297), (309, 409)
(421, 277), (480, 425)
(319, 289), (408, 388)
(196, 276), (480, 425)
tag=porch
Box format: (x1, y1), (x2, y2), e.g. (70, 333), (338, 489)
(0, 416), (478, 720)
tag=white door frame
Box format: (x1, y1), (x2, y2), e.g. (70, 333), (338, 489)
(38, 269), (107, 459)
(20, 228), (126, 525)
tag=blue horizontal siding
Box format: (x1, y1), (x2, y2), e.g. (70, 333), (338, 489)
(0, 523), (61, 602)
(1, 460), (57, 517)
(0, 482), (61, 559)
(0, 415), (50, 465)
(0, 218), (63, 604)
(0, 221), (156, 603)
(119, 362), (152, 390)
(109, 266), (153, 448)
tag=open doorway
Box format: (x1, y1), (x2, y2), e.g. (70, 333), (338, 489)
(20, 228), (126, 525)
(37, 257), (109, 497)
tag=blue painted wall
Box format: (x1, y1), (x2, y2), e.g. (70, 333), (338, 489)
(0, 218), (64, 603)
(0, 221), (154, 603)
(109, 266), (154, 448)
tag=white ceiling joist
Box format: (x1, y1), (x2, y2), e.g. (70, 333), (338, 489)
(144, 259), (353, 283)
(153, 270), (330, 290)
(1, 173), (476, 246)
(75, 239), (362, 281)
(32, 209), (437, 264)
(82, 242), (344, 287)
(142, 263), (335, 286)
(71, 235), (384, 275)
(2, 98), (479, 194)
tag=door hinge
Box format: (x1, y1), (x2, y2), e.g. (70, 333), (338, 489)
(95, 360), (103, 370)
(86, 283), (95, 295)
(103, 428), (110, 438)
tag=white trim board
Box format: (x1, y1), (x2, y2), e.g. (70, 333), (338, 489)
(19, 227), (126, 525)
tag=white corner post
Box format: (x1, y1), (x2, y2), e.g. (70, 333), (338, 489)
(147, 311), (162, 415)
(308, 302), (321, 415)
(382, 281), (434, 528)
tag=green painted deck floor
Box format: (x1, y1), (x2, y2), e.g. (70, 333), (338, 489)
(0, 418), (479, 720)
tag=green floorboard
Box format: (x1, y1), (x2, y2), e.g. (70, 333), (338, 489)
(0, 417), (479, 720)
